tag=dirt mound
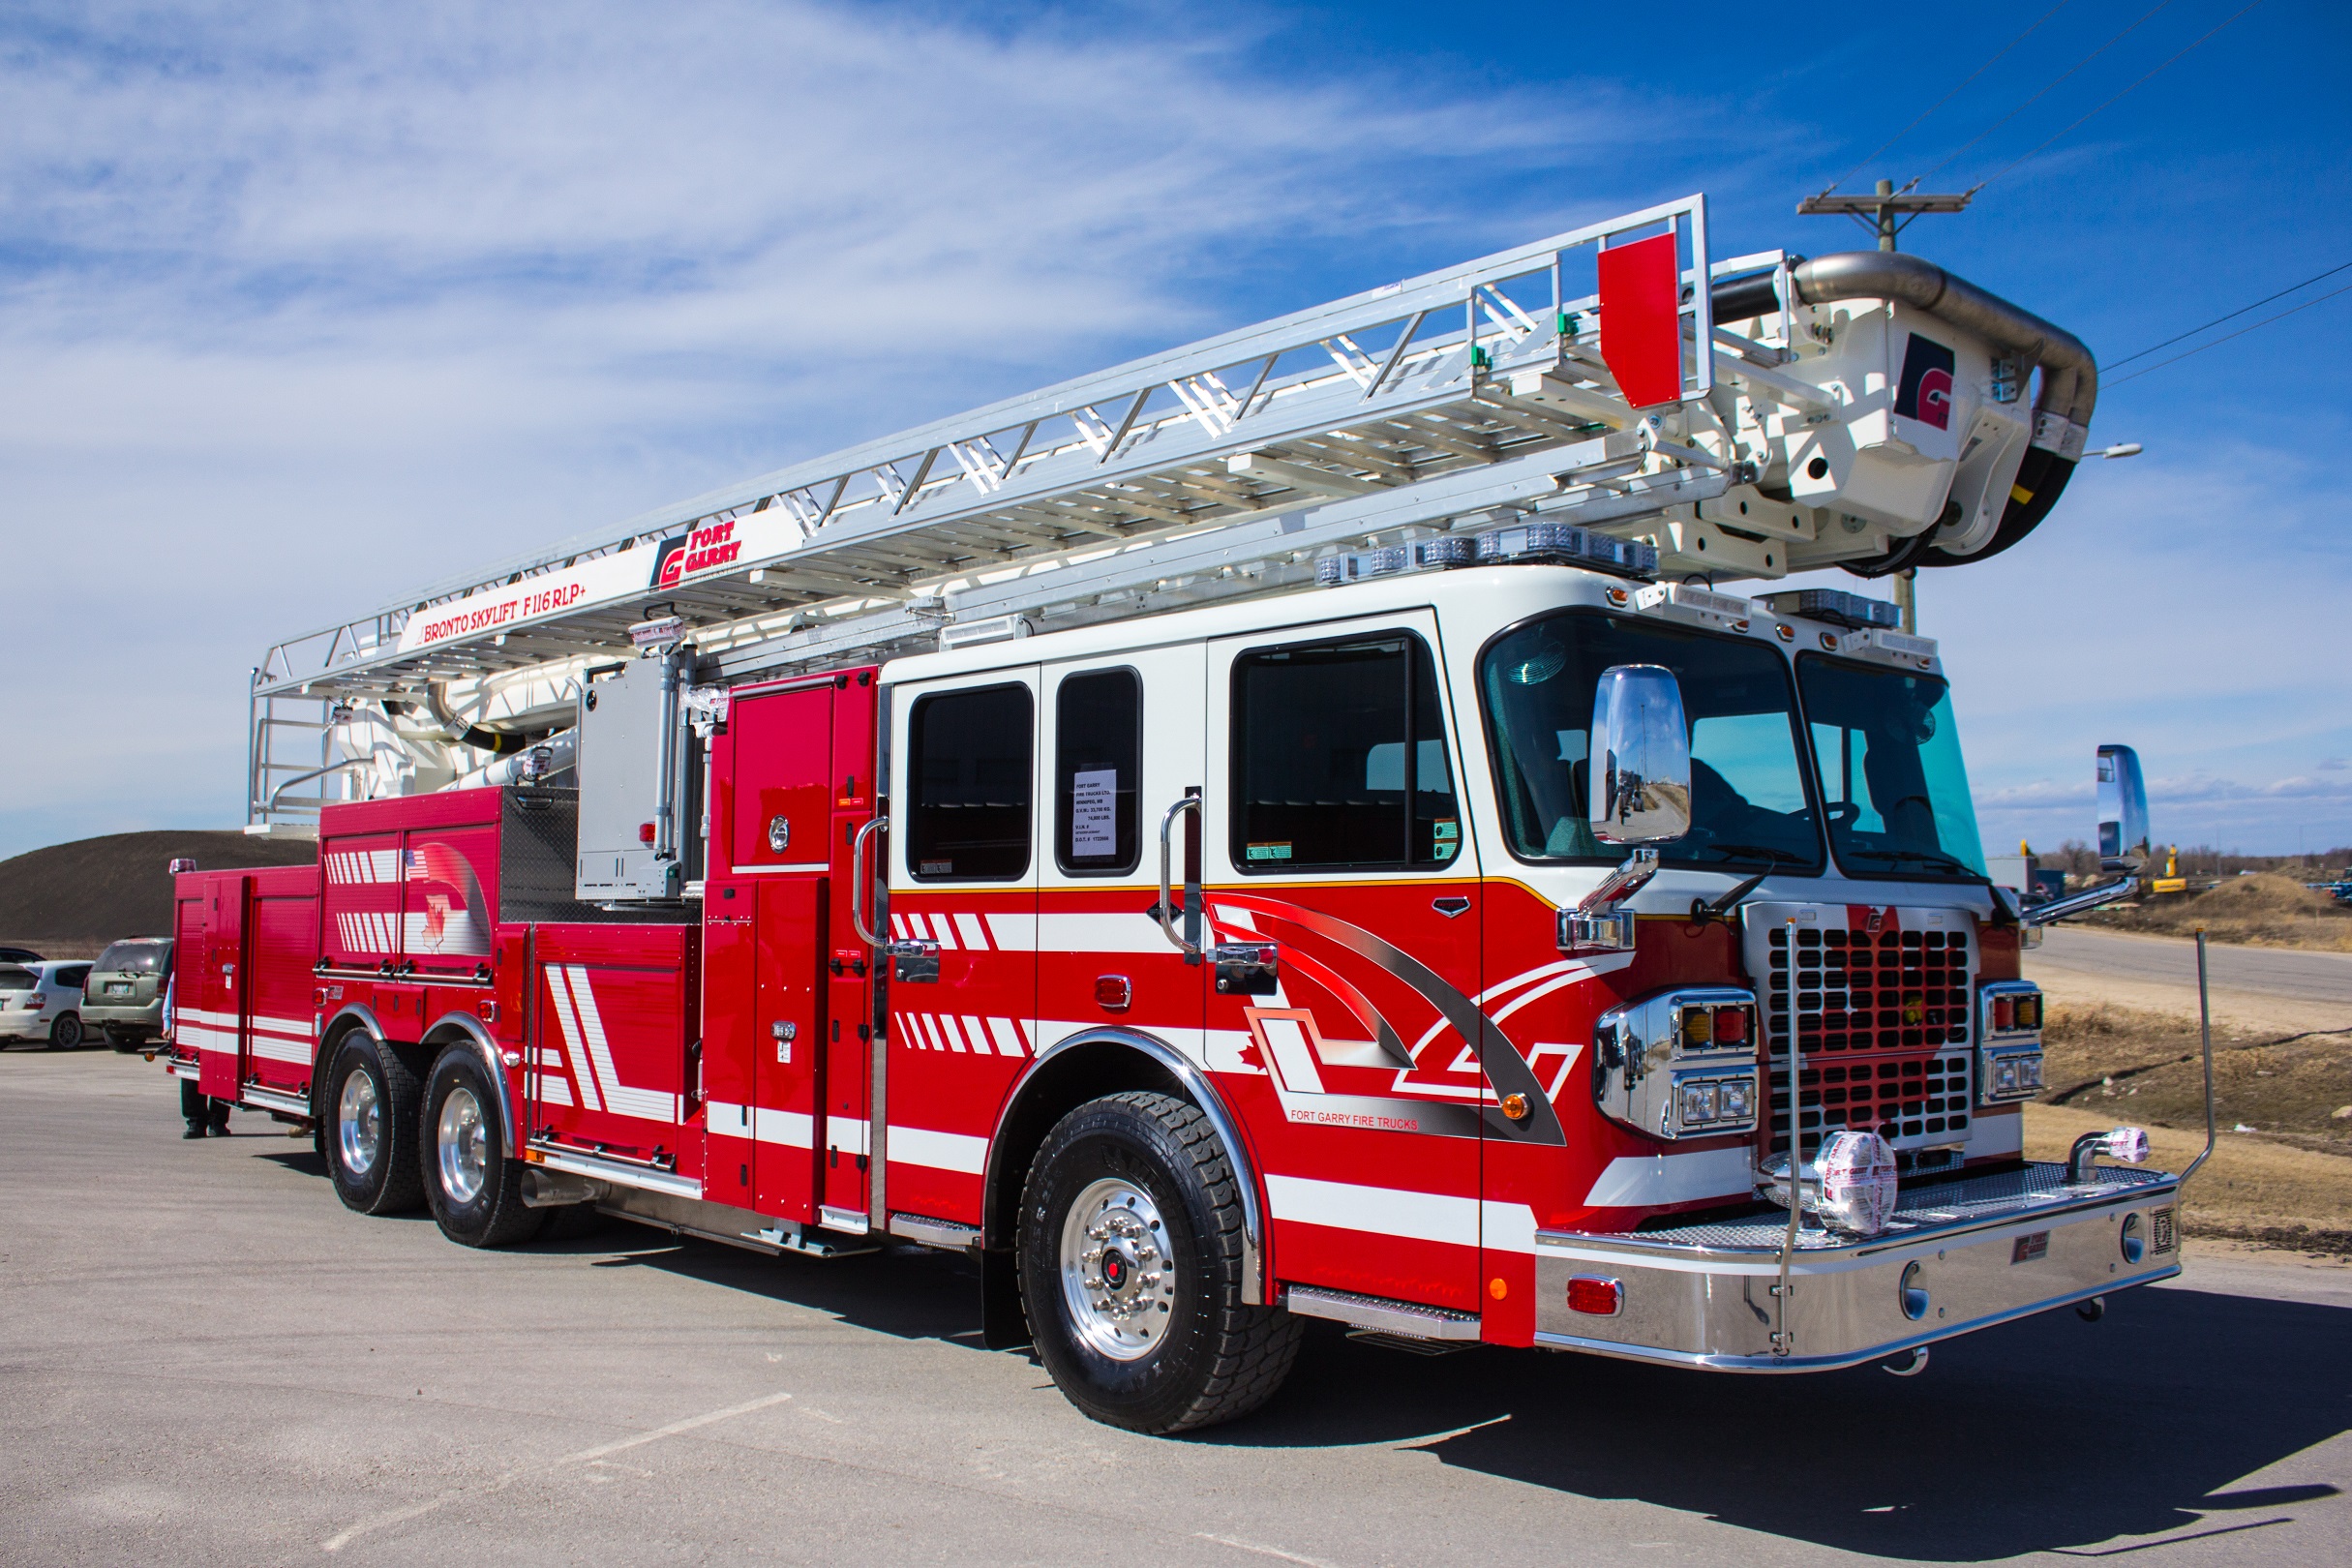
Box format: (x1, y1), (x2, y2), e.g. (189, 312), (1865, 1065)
(2101, 872), (2352, 951)
(0, 830), (317, 958)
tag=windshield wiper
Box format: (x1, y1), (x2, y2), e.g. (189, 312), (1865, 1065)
(1694, 842), (1813, 867)
(1843, 847), (1984, 880)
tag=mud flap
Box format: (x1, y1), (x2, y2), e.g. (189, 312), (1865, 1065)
(980, 1248), (1031, 1350)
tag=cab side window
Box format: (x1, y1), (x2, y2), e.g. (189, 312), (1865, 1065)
(1231, 633), (1459, 872)
(1055, 669), (1141, 876)
(908, 684), (1033, 881)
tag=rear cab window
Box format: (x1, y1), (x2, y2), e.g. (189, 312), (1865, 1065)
(907, 682), (1035, 882)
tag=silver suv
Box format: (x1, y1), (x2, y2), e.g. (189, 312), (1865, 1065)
(82, 939), (174, 1051)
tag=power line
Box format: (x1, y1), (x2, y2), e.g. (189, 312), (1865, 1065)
(1814, 0), (2078, 197)
(1965, 0), (2268, 195)
(2107, 279), (2352, 386)
(1912, 0), (2178, 187)
(2107, 257), (2352, 369)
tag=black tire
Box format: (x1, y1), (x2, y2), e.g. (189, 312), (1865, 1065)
(421, 1046), (545, 1249)
(1018, 1091), (1301, 1434)
(323, 1031), (425, 1215)
(46, 1012), (83, 1050)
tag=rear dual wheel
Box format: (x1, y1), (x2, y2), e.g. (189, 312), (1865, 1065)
(324, 1031), (425, 1215)
(421, 1046), (544, 1249)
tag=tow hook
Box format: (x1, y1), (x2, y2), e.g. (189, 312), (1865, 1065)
(2076, 1295), (2107, 1323)
(1881, 1346), (1930, 1377)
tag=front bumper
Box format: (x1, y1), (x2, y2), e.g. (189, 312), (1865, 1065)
(1535, 1161), (2180, 1371)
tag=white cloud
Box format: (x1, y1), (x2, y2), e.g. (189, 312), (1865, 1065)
(0, 1), (1699, 854)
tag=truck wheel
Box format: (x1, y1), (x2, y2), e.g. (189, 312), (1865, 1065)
(421, 1046), (544, 1249)
(1018, 1091), (1301, 1434)
(47, 1012), (83, 1050)
(324, 1031), (425, 1215)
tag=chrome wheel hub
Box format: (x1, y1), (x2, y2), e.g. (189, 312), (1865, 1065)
(337, 1069), (381, 1176)
(437, 1086), (489, 1205)
(1059, 1177), (1177, 1361)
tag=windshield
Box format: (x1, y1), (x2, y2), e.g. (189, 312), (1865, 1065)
(96, 941), (168, 974)
(1481, 611), (1822, 870)
(1797, 655), (1986, 879)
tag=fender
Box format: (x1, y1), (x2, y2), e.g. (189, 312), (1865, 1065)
(986, 1026), (1265, 1308)
(419, 1009), (522, 1160)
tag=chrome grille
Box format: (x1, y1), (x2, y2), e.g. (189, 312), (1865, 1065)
(1745, 906), (1977, 1159)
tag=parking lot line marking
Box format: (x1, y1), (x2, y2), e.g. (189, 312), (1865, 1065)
(320, 1390), (795, 1552)
(1195, 1533), (1349, 1568)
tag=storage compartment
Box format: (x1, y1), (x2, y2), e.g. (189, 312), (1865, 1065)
(575, 657), (702, 901)
(319, 787), (585, 974)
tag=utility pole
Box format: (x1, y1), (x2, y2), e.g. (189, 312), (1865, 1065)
(1796, 178), (1974, 629)
(1796, 178), (1973, 252)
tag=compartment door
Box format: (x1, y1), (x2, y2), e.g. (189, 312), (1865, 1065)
(197, 875), (251, 1101)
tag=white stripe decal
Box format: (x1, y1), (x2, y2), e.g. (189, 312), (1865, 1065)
(565, 965), (677, 1122)
(547, 969), (602, 1113)
(1032, 913), (1181, 954)
(928, 914), (955, 950)
(952, 913), (989, 950)
(984, 1016), (1025, 1057)
(983, 912), (1038, 951)
(889, 1125), (987, 1175)
(1264, 1174), (1479, 1250)
(538, 1076), (574, 1107)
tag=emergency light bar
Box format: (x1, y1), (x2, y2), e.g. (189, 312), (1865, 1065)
(1314, 522), (1658, 588)
(1757, 588), (1899, 632)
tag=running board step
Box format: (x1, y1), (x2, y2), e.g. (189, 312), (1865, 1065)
(1283, 1284), (1481, 1342)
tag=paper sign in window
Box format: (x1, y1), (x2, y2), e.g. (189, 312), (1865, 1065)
(1070, 769), (1118, 858)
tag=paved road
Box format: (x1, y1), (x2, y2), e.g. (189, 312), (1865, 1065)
(5, 1051), (2349, 1568)
(2031, 927), (2352, 1009)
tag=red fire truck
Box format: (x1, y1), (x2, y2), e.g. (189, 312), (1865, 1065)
(168, 195), (2186, 1433)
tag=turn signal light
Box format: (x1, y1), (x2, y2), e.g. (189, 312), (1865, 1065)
(1993, 996), (2015, 1031)
(1712, 1006), (1748, 1045)
(637, 822), (657, 845)
(1094, 975), (1131, 1012)
(1566, 1276), (1623, 1316)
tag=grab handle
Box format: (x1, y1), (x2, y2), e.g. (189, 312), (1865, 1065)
(1157, 795), (1202, 961)
(851, 818), (888, 949)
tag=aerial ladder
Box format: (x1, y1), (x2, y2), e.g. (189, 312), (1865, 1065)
(246, 193), (2093, 824)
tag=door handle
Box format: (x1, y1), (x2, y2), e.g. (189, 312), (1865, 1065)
(1156, 796), (1202, 961)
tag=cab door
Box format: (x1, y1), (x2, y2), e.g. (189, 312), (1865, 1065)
(1036, 644), (1210, 1072)
(880, 668), (1040, 1230)
(1202, 611), (1499, 1315)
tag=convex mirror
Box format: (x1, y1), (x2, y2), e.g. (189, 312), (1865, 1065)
(2096, 744), (2150, 873)
(1589, 664), (1692, 845)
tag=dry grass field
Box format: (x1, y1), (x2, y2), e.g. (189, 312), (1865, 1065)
(2035, 999), (2352, 1255)
(2095, 872), (2352, 952)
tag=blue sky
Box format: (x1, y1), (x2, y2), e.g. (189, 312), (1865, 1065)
(2, 0), (2346, 859)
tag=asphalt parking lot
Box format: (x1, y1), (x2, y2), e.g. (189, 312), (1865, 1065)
(4, 1050), (2348, 1568)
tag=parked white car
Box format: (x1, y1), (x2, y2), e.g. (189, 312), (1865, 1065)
(0, 960), (93, 1048)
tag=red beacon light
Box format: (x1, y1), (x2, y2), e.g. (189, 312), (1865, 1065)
(1713, 1005), (1748, 1046)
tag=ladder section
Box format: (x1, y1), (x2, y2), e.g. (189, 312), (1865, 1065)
(258, 195), (1717, 706)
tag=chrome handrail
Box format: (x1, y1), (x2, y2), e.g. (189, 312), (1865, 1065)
(851, 818), (889, 949)
(1156, 796), (1202, 959)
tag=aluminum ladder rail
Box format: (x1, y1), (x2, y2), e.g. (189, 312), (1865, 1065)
(256, 195), (1722, 703)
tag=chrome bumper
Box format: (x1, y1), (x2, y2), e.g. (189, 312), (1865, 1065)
(1535, 1161), (2181, 1372)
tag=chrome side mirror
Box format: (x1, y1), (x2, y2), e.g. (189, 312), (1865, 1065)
(1589, 664), (1692, 845)
(2096, 744), (2150, 873)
